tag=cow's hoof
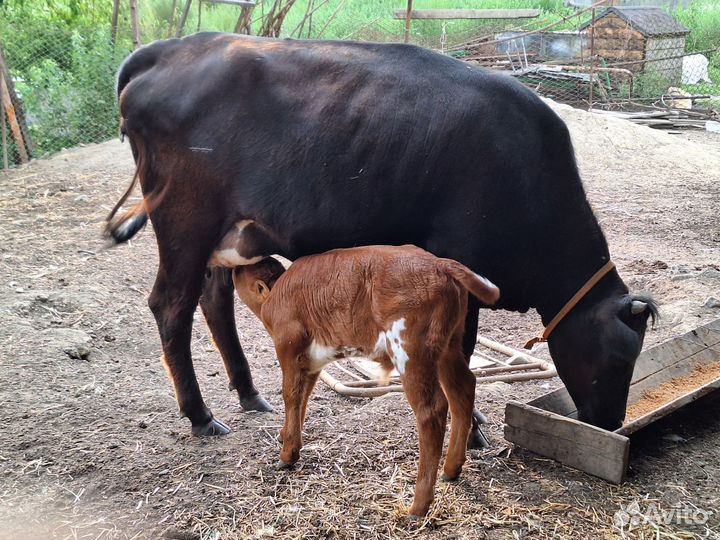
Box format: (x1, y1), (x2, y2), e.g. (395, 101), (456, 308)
(472, 409), (489, 426)
(467, 427), (491, 450)
(277, 460), (295, 470)
(240, 394), (274, 413)
(192, 417), (231, 437)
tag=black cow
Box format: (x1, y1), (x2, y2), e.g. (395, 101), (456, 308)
(108, 33), (656, 439)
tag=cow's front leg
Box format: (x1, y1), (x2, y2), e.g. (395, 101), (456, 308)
(150, 263), (229, 437)
(199, 267), (273, 412)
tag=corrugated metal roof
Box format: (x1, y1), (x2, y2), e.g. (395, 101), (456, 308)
(580, 7), (690, 36)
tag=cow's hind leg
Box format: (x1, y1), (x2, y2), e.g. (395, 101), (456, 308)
(463, 297), (491, 450)
(151, 264), (229, 436)
(148, 204), (232, 437)
(200, 267), (273, 412)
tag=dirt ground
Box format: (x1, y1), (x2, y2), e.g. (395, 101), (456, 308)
(1, 103), (719, 540)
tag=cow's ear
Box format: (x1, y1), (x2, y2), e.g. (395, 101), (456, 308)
(255, 280), (271, 300)
(619, 294), (659, 329)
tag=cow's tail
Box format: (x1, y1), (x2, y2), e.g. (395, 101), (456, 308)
(104, 160), (149, 245)
(439, 258), (500, 306)
(106, 42), (175, 245)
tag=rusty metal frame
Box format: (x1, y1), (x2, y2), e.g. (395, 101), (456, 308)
(319, 335), (557, 398)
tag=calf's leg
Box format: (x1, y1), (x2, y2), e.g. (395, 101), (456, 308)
(274, 329), (313, 467)
(402, 359), (448, 516)
(278, 364), (310, 467)
(438, 345), (476, 481)
(277, 370), (319, 445)
(199, 267), (272, 412)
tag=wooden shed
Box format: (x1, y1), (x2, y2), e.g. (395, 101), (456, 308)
(580, 7), (689, 78)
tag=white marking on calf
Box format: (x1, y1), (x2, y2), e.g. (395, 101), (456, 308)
(377, 318), (409, 375)
(474, 273), (497, 290)
(307, 341), (364, 372)
(307, 341), (339, 373)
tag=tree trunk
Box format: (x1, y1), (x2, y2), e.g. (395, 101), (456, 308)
(176, 0), (193, 37)
(129, 0), (142, 49)
(168, 0), (179, 38)
(234, 5), (255, 34)
(111, 0), (121, 46)
(404, 0), (413, 44)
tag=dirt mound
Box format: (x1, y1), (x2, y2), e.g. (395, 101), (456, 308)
(546, 100), (720, 189)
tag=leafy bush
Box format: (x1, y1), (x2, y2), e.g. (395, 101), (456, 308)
(11, 29), (129, 156)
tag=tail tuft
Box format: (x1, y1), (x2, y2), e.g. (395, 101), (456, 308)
(105, 211), (148, 245)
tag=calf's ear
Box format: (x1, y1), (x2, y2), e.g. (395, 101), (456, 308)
(255, 280), (271, 300)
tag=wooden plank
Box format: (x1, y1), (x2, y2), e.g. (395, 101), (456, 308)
(392, 9), (540, 20)
(0, 48), (32, 157)
(0, 73), (28, 164)
(1, 91), (7, 169)
(594, 49), (644, 60)
(505, 401), (629, 483)
(593, 27), (645, 39)
(631, 320), (720, 383)
(203, 0), (255, 6)
(529, 386), (577, 416)
(592, 38), (644, 50)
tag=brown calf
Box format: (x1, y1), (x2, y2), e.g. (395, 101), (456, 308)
(232, 245), (500, 515)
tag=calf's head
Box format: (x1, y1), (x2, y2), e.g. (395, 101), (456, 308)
(548, 293), (658, 431)
(232, 257), (286, 317)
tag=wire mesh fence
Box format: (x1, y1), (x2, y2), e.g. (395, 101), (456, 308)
(1, 0), (718, 168)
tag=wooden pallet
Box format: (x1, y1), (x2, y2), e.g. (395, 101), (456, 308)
(504, 319), (720, 483)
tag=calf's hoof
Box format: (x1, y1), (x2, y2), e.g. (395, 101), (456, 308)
(240, 394), (274, 413)
(191, 417), (231, 437)
(408, 503), (431, 517)
(440, 471), (461, 483)
(277, 460), (295, 470)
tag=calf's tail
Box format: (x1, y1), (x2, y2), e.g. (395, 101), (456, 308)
(439, 259), (500, 306)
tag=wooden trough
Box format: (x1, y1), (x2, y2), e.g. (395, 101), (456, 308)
(505, 319), (720, 483)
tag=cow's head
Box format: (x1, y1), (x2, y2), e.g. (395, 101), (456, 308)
(548, 293), (658, 431)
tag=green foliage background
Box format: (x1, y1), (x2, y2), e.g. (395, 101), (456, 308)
(0, 0), (718, 164)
